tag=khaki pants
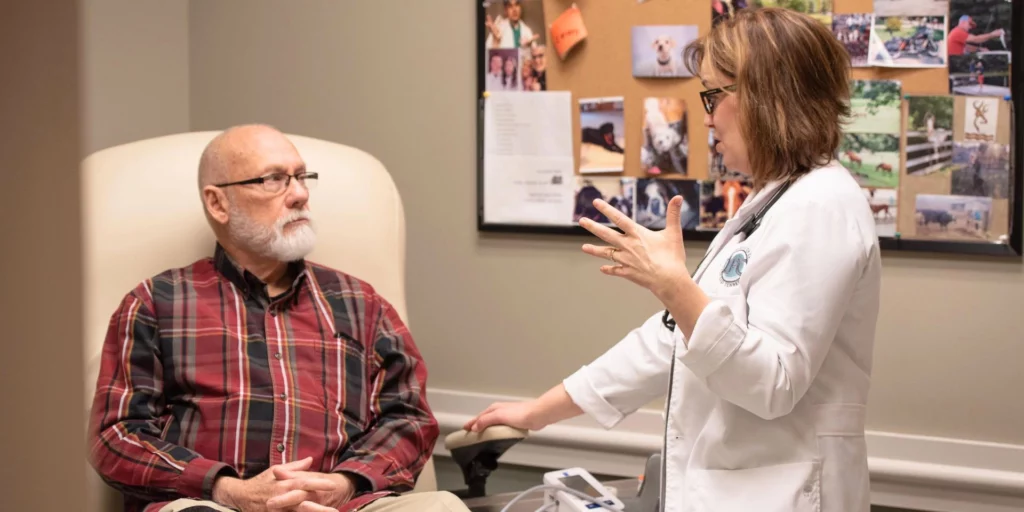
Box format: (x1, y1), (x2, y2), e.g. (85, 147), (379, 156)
(159, 491), (469, 512)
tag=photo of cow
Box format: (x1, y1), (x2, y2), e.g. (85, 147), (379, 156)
(914, 194), (992, 240)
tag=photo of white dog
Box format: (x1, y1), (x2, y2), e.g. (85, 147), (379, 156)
(632, 25), (698, 78)
(641, 97), (688, 175)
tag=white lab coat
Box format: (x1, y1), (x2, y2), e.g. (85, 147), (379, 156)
(485, 17), (535, 49)
(563, 162), (882, 512)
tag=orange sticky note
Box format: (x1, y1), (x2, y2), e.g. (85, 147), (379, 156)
(550, 4), (587, 59)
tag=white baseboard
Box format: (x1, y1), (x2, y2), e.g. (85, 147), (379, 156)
(428, 388), (1024, 512)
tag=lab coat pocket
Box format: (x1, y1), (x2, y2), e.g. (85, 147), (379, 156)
(685, 460), (821, 512)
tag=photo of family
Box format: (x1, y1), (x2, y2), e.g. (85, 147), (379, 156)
(905, 95), (955, 175)
(832, 14), (872, 67)
(950, 142), (1010, 199)
(636, 179), (700, 230)
(915, 194), (993, 241)
(631, 25), (699, 78)
(579, 97), (626, 173)
(873, 0), (948, 16)
(839, 133), (900, 188)
(869, 15), (947, 68)
(641, 98), (688, 176)
(482, 0), (548, 92)
(848, 79), (902, 134)
(863, 187), (898, 238)
(572, 177), (635, 225)
(700, 179), (751, 231)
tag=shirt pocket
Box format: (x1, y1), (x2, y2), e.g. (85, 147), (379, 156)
(685, 460), (821, 512)
(329, 329), (371, 430)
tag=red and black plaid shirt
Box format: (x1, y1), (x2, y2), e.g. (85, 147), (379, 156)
(88, 244), (438, 512)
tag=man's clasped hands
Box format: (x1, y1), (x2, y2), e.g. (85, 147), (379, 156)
(211, 457), (357, 512)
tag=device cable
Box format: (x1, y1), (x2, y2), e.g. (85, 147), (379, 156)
(498, 484), (622, 512)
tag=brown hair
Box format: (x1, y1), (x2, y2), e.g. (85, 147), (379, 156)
(685, 7), (852, 189)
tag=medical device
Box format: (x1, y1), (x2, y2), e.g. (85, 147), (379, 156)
(496, 456), (663, 512)
(541, 467), (625, 512)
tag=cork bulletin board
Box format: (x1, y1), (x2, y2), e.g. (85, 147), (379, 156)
(476, 0), (1022, 256)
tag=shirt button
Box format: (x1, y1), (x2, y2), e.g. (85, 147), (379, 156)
(274, 352), (282, 360)
(279, 393), (287, 400)
(277, 443), (285, 452)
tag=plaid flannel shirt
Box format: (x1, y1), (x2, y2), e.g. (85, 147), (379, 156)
(87, 244), (438, 512)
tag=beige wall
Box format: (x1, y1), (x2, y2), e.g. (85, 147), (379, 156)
(81, 0), (190, 154)
(0, 2), (87, 510)
(188, 1), (1024, 445)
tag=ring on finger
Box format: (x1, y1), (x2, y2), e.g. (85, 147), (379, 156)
(608, 248), (619, 263)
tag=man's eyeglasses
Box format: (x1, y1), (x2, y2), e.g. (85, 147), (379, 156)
(214, 172), (319, 194)
(699, 84), (737, 115)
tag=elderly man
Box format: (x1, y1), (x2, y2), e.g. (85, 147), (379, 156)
(87, 125), (467, 512)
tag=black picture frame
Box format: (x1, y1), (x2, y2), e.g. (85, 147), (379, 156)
(475, 1), (1023, 258)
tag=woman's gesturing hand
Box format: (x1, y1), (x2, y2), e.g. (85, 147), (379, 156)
(578, 196), (691, 301)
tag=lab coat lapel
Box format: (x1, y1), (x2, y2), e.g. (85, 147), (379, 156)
(689, 179), (785, 284)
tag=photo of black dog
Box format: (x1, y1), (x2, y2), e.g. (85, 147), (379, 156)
(579, 97), (626, 173)
(581, 122), (624, 154)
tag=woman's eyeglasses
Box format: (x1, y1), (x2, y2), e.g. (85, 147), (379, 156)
(699, 84), (737, 115)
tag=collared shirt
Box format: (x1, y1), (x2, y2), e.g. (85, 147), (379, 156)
(88, 244), (438, 512)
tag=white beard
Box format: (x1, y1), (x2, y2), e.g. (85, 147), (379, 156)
(228, 207), (317, 262)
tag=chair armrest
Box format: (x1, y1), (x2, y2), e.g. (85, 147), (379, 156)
(444, 425), (528, 451)
(443, 425), (529, 499)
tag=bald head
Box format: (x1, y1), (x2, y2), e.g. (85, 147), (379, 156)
(197, 124), (297, 190)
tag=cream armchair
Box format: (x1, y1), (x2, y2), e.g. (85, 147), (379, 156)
(80, 131), (526, 511)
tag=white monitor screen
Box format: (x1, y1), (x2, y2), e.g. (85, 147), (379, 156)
(558, 474), (603, 498)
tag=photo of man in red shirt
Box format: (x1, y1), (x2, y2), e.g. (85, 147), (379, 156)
(947, 15), (1005, 56)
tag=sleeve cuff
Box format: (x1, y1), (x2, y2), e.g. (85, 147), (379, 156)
(333, 459), (392, 494)
(562, 367), (625, 429)
(676, 299), (743, 379)
(177, 458), (236, 500)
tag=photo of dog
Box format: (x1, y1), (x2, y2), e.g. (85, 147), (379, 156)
(579, 97), (626, 173)
(641, 98), (688, 176)
(636, 179), (700, 230)
(573, 176), (636, 225)
(631, 25), (698, 78)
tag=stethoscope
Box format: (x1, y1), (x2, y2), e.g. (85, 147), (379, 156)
(661, 179), (793, 332)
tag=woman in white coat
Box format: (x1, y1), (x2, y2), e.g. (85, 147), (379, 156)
(464, 8), (882, 512)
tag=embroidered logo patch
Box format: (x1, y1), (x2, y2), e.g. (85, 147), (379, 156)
(720, 248), (749, 285)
